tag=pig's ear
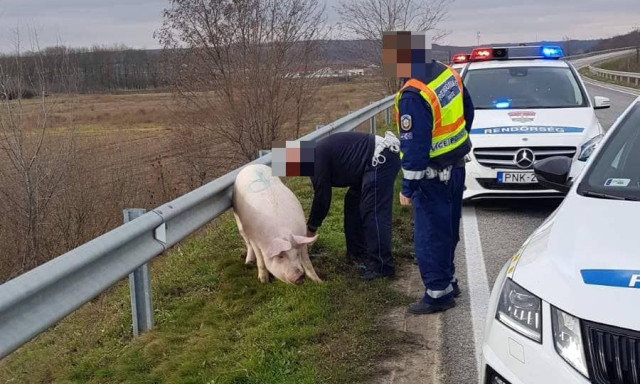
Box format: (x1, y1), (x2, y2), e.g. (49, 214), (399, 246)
(291, 234), (318, 246)
(266, 238), (292, 258)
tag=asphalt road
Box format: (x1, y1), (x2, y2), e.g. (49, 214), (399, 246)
(440, 64), (639, 383)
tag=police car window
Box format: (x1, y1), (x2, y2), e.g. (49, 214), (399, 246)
(463, 67), (586, 109)
(578, 103), (640, 201)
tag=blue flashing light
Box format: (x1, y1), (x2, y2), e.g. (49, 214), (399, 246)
(541, 46), (564, 58)
(494, 100), (511, 109)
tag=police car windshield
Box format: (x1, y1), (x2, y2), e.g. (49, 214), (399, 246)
(464, 66), (586, 109)
(578, 103), (640, 201)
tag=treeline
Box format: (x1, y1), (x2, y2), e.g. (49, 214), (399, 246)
(0, 45), (173, 95)
(593, 29), (640, 52)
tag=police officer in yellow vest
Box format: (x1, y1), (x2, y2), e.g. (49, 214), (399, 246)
(397, 60), (475, 314)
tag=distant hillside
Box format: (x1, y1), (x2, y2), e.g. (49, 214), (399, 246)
(318, 38), (601, 65)
(593, 30), (640, 51)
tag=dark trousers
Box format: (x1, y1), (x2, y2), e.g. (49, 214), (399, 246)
(412, 167), (465, 304)
(343, 149), (401, 274)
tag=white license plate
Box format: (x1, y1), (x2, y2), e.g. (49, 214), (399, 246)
(497, 172), (538, 184)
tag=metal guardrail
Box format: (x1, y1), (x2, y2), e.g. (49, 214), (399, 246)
(0, 95), (395, 359)
(588, 65), (640, 86)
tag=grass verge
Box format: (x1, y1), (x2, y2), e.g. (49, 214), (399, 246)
(0, 158), (415, 384)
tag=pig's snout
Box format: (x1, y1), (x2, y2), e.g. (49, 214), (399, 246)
(294, 275), (305, 285)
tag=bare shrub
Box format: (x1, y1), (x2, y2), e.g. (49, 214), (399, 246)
(0, 35), (77, 280)
(156, 0), (327, 183)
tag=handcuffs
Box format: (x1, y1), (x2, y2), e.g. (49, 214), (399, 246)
(372, 131), (400, 167)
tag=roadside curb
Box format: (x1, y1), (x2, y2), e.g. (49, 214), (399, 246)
(373, 263), (444, 384)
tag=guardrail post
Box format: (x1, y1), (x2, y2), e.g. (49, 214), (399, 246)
(369, 115), (376, 134)
(124, 208), (154, 337)
(384, 108), (391, 125)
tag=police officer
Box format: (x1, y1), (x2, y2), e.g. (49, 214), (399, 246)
(397, 60), (475, 314)
(307, 131), (401, 280)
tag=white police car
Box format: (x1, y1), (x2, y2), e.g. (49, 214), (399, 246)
(482, 97), (640, 384)
(457, 46), (611, 200)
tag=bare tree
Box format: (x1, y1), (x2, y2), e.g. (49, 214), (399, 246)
(156, 0), (326, 182)
(0, 32), (76, 279)
(336, 0), (453, 94)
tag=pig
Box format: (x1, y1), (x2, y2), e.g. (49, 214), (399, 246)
(232, 164), (322, 284)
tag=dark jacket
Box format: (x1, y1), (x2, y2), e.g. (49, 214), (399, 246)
(307, 132), (374, 231)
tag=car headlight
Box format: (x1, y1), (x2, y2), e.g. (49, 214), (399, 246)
(551, 307), (589, 378)
(578, 134), (603, 162)
(496, 279), (542, 343)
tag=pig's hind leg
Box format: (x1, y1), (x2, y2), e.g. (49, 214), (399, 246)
(301, 245), (323, 283)
(233, 212), (256, 264)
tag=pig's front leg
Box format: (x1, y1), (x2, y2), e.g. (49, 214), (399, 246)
(301, 245), (323, 283)
(252, 243), (270, 283)
(234, 212), (256, 264)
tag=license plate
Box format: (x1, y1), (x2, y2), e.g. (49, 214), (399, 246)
(497, 172), (538, 184)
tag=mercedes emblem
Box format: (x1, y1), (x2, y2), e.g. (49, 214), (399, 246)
(514, 148), (535, 169)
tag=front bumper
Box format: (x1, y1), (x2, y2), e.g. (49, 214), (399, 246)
(464, 158), (565, 201)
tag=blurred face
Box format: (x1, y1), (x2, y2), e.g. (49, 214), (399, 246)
(382, 31), (433, 78)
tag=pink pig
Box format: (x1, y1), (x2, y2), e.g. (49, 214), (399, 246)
(232, 164), (322, 284)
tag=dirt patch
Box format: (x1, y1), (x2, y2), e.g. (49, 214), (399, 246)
(372, 263), (444, 384)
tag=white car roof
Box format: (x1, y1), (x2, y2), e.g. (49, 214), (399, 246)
(466, 59), (570, 70)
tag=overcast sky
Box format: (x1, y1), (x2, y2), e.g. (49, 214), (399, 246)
(1, 0), (638, 52)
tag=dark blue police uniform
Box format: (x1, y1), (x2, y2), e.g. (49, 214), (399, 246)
(308, 132), (401, 279)
(398, 61), (475, 312)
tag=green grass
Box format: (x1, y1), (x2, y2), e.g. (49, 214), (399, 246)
(600, 54), (640, 73)
(0, 135), (415, 384)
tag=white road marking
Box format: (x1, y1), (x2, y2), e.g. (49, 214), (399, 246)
(462, 206), (491, 382)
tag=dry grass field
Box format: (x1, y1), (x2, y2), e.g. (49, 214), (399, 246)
(58, 78), (385, 195)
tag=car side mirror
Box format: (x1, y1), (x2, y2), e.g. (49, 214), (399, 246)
(594, 96), (611, 110)
(534, 157), (572, 193)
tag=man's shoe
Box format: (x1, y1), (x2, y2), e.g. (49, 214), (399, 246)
(408, 300), (456, 315)
(453, 284), (461, 298)
(361, 270), (395, 281)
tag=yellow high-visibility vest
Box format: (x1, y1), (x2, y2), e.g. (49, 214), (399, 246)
(394, 65), (468, 159)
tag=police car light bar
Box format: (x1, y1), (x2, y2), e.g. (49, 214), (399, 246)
(470, 47), (493, 61)
(541, 46), (564, 58)
(469, 45), (564, 62)
(452, 53), (470, 63)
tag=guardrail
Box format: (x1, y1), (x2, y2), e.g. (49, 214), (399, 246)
(588, 65), (640, 87)
(0, 94), (395, 359)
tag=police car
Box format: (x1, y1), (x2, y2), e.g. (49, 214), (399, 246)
(482, 97), (640, 384)
(455, 46), (611, 200)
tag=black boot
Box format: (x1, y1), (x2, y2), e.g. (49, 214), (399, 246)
(408, 299), (456, 314)
(361, 268), (395, 281)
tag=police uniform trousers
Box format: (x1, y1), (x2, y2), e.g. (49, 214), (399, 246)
(343, 148), (401, 275)
(412, 166), (465, 304)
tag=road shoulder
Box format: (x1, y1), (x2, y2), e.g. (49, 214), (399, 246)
(373, 263), (444, 384)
